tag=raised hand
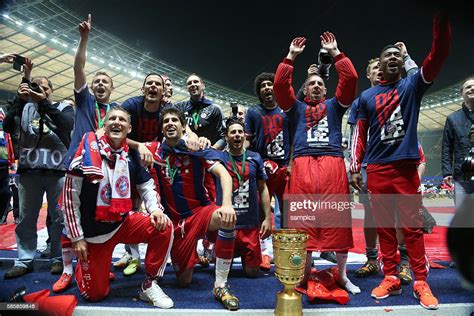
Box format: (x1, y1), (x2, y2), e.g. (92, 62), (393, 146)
(23, 57), (33, 80)
(394, 42), (408, 57)
(78, 14), (92, 37)
(0, 53), (15, 64)
(320, 31), (340, 57)
(307, 64), (319, 76)
(287, 37), (306, 61)
(17, 83), (30, 101)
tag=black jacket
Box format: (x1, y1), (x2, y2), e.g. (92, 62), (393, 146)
(442, 105), (474, 180)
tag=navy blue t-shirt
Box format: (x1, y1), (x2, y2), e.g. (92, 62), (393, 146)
(287, 97), (347, 158)
(216, 150), (268, 229)
(245, 104), (290, 166)
(65, 87), (117, 167)
(347, 97), (360, 126)
(358, 70), (431, 164)
(122, 96), (164, 142)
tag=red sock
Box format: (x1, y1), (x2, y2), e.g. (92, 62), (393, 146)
(214, 229), (235, 259)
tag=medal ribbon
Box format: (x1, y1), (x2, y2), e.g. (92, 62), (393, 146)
(165, 155), (179, 184)
(191, 107), (203, 128)
(95, 102), (110, 129)
(228, 150), (246, 184)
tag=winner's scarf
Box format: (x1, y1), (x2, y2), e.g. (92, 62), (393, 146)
(70, 132), (131, 222)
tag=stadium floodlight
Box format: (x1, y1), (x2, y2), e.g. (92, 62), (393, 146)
(2, 14), (10, 19)
(27, 25), (35, 33)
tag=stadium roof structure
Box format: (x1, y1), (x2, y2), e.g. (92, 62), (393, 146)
(0, 0), (471, 128)
(0, 0), (258, 116)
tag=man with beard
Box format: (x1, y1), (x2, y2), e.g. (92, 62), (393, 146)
(245, 72), (290, 270)
(148, 108), (240, 310)
(274, 32), (360, 295)
(246, 72), (290, 225)
(218, 118), (272, 277)
(173, 74), (226, 150)
(350, 43), (420, 283)
(63, 107), (174, 308)
(442, 77), (474, 208)
(350, 13), (451, 310)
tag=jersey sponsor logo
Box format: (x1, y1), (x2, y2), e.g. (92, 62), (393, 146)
(115, 176), (130, 197)
(375, 89), (405, 144)
(100, 183), (112, 204)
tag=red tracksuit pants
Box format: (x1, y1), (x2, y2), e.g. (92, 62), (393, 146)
(75, 212), (173, 301)
(367, 161), (428, 281)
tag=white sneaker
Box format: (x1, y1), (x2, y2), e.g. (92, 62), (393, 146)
(113, 252), (132, 268)
(139, 280), (174, 309)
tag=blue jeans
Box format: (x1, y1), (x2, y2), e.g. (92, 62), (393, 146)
(454, 180), (474, 210)
(15, 172), (64, 268)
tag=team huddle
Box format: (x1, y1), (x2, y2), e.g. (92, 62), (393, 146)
(2, 10), (453, 311)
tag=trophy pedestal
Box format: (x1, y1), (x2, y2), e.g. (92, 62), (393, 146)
(275, 285), (303, 316)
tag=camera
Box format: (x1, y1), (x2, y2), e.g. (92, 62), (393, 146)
(29, 82), (43, 94)
(230, 101), (238, 117)
(317, 48), (333, 80)
(461, 126), (474, 181)
(12, 54), (26, 71)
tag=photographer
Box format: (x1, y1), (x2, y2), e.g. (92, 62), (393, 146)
(3, 59), (74, 279)
(442, 77), (474, 208)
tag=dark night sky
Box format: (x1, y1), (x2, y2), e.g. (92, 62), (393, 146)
(56, 0), (473, 98)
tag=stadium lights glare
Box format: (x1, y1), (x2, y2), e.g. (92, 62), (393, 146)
(27, 25), (35, 33)
(2, 14), (10, 19)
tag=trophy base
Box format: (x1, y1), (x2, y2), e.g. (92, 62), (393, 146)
(275, 290), (303, 316)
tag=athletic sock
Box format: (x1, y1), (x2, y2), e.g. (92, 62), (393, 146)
(336, 252), (361, 294)
(398, 244), (409, 266)
(129, 244), (140, 260)
(60, 234), (73, 275)
(214, 229), (235, 288)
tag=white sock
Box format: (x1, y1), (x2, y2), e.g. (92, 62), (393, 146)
(336, 252), (360, 294)
(129, 244), (140, 260)
(214, 257), (232, 288)
(62, 247), (74, 275)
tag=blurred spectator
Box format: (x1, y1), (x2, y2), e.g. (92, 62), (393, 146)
(3, 59), (74, 279)
(442, 77), (474, 207)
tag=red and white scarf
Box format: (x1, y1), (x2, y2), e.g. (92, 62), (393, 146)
(70, 132), (132, 222)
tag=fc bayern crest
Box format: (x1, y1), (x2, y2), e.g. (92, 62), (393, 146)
(90, 141), (99, 151)
(100, 184), (112, 204)
(115, 176), (130, 197)
(234, 195), (242, 205)
(385, 122), (397, 134)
